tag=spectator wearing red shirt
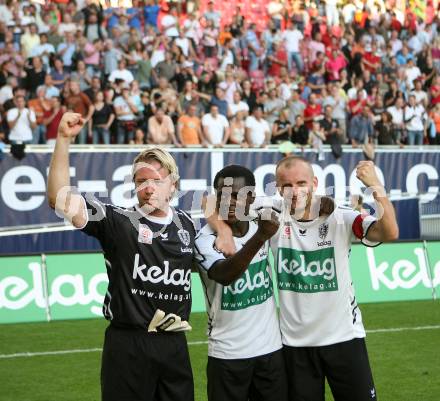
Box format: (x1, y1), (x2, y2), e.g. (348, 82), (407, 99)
(43, 96), (66, 145)
(267, 41), (288, 77)
(304, 93), (323, 129)
(348, 89), (367, 117)
(362, 43), (381, 74)
(326, 48), (347, 81)
(430, 76), (440, 106)
(390, 12), (402, 32)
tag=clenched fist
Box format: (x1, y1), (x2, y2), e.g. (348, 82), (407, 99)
(256, 209), (280, 241)
(58, 112), (85, 139)
(356, 161), (382, 188)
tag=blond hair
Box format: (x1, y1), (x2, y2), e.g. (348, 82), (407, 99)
(132, 147), (180, 183)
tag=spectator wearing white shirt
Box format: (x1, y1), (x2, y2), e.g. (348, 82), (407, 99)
(404, 58), (421, 90)
(389, 30), (403, 56)
(387, 97), (405, 146)
(203, 1), (221, 28)
(7, 95), (37, 144)
(202, 104), (230, 147)
(108, 58), (134, 84)
(161, 6), (179, 38)
(410, 79), (428, 107)
(228, 91), (249, 118)
(282, 21), (303, 72)
(245, 107), (271, 147)
(30, 33), (55, 69)
(0, 76), (16, 107)
(404, 95), (427, 145)
(113, 87), (138, 144)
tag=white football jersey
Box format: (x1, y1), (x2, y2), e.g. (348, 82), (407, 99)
(195, 221), (282, 359)
(267, 199), (379, 347)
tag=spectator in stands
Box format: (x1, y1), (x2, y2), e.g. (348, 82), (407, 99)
(349, 106), (375, 147)
(71, 60), (92, 92)
(245, 23), (262, 72)
(308, 119), (326, 160)
(198, 84), (229, 117)
(144, 0), (160, 31)
(148, 106), (179, 145)
(7, 95), (37, 144)
(0, 76), (17, 110)
(202, 19), (218, 59)
(177, 103), (203, 146)
(28, 86), (51, 144)
(387, 97), (406, 146)
(245, 106), (271, 147)
(264, 87), (285, 126)
(109, 58), (134, 85)
(25, 56), (46, 97)
(291, 114), (309, 145)
(21, 23), (40, 59)
(114, 87), (138, 144)
(202, 104), (230, 147)
(57, 31), (77, 72)
(376, 111), (395, 145)
(405, 94), (427, 145)
(282, 21), (303, 73)
(161, 5), (179, 39)
(64, 80), (94, 144)
(271, 108), (292, 144)
(153, 50), (176, 82)
(229, 91), (249, 119)
(304, 93), (323, 129)
(320, 105), (342, 145)
(90, 91), (115, 145)
(31, 33), (55, 70)
(204, 1), (221, 29)
(229, 111), (246, 146)
(43, 96), (65, 146)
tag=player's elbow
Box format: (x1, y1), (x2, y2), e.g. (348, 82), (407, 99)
(47, 194), (57, 210)
(387, 225), (399, 241)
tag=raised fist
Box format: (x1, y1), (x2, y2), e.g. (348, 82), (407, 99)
(257, 209), (280, 240)
(58, 112), (85, 139)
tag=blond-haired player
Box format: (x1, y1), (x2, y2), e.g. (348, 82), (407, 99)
(48, 112), (196, 401)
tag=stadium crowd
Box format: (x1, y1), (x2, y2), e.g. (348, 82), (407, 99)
(0, 0), (440, 151)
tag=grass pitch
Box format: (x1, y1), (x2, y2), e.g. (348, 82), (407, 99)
(0, 300), (439, 401)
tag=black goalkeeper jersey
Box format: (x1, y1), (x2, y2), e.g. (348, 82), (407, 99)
(81, 197), (196, 329)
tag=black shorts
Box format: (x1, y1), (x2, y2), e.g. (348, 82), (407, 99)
(101, 324), (194, 401)
(283, 337), (377, 401)
(207, 349), (288, 401)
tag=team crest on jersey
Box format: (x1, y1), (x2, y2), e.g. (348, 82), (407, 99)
(178, 229), (191, 246)
(138, 224), (153, 244)
(319, 222), (329, 240)
(283, 225), (292, 239)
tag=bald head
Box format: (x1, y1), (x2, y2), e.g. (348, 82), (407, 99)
(276, 156), (314, 180)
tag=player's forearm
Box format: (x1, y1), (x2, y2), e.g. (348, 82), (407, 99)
(374, 193), (399, 241)
(368, 189), (399, 242)
(208, 232), (267, 285)
(47, 136), (72, 209)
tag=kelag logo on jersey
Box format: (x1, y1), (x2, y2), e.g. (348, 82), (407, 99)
(221, 258), (273, 311)
(277, 247), (338, 293)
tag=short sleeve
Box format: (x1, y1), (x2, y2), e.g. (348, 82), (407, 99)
(194, 230), (225, 271)
(80, 196), (117, 250)
(7, 109), (17, 122)
(334, 207), (380, 247)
